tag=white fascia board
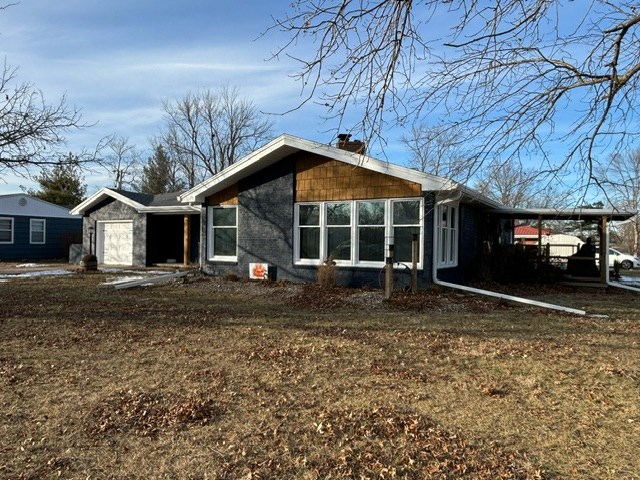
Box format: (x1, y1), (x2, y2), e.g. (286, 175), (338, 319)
(70, 188), (145, 215)
(497, 207), (638, 221)
(138, 206), (201, 214)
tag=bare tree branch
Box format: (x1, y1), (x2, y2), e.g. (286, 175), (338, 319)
(269, 1), (640, 195)
(159, 86), (273, 188)
(0, 61), (88, 177)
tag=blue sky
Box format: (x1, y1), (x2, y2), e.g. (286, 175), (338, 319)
(0, 0), (366, 194)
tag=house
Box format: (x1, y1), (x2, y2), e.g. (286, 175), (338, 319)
(514, 224), (551, 245)
(515, 225), (584, 258)
(178, 134), (510, 287)
(0, 193), (82, 261)
(70, 189), (200, 266)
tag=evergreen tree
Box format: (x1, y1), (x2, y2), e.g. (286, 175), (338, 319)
(138, 145), (185, 194)
(27, 154), (87, 207)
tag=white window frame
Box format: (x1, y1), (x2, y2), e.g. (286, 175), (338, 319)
(30, 218), (46, 244)
(0, 217), (14, 244)
(294, 198), (423, 269)
(436, 202), (459, 268)
(207, 206), (238, 262)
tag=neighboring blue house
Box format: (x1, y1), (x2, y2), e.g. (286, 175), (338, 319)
(0, 193), (82, 261)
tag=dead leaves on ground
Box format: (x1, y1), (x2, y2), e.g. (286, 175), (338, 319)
(87, 389), (226, 437)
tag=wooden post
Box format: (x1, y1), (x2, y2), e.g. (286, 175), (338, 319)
(411, 233), (419, 294)
(385, 244), (394, 300)
(599, 216), (608, 285)
(183, 214), (190, 267)
(537, 215), (543, 281)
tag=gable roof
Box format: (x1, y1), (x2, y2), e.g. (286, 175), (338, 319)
(178, 134), (504, 209)
(70, 188), (200, 215)
(0, 193), (77, 218)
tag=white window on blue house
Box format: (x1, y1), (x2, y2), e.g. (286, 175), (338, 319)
(0, 217), (13, 244)
(208, 206), (237, 261)
(30, 219), (46, 244)
(298, 204), (321, 261)
(326, 202), (352, 262)
(436, 202), (459, 268)
(392, 200), (422, 263)
(295, 198), (423, 268)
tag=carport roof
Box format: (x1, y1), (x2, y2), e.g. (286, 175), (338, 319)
(495, 207), (637, 222)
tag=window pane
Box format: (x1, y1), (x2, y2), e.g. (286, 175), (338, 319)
(328, 226), (351, 260)
(0, 219), (11, 242)
(394, 227), (420, 263)
(213, 228), (236, 256)
(449, 206), (456, 228)
(327, 203), (350, 225)
(299, 205), (320, 226)
(300, 227), (320, 259)
(212, 208), (236, 226)
(358, 226), (384, 261)
(358, 201), (385, 225)
(393, 201), (420, 225)
(31, 220), (45, 243)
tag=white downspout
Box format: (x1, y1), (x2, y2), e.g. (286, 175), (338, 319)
(431, 202), (588, 316)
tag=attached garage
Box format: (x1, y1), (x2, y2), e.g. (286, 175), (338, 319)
(71, 188), (200, 267)
(98, 221), (133, 265)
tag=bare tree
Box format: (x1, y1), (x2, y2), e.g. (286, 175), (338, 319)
(101, 135), (140, 190)
(159, 86), (273, 188)
(0, 61), (87, 177)
(596, 148), (640, 255)
(474, 159), (570, 209)
(400, 124), (473, 181)
(269, 1), (640, 194)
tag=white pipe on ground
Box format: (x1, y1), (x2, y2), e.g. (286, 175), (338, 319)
(431, 200), (588, 316)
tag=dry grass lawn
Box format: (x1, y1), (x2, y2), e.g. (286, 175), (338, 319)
(1, 271), (639, 479)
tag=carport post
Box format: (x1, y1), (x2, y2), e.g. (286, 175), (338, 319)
(183, 214), (190, 267)
(599, 216), (608, 285)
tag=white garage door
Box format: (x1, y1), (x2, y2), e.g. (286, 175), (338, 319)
(99, 221), (133, 265)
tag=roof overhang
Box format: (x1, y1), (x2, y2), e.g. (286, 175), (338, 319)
(70, 188), (145, 215)
(71, 188), (200, 215)
(179, 134), (492, 205)
(494, 207), (637, 222)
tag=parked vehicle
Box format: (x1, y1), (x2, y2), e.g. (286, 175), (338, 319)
(608, 248), (640, 270)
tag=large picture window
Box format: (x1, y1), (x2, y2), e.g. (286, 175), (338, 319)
(30, 219), (46, 244)
(437, 203), (458, 268)
(295, 198), (423, 268)
(0, 217), (13, 244)
(208, 206), (237, 261)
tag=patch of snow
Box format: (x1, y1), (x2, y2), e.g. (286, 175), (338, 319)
(17, 263), (48, 268)
(0, 269), (71, 279)
(101, 276), (146, 286)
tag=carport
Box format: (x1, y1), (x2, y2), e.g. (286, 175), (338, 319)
(495, 207), (637, 286)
